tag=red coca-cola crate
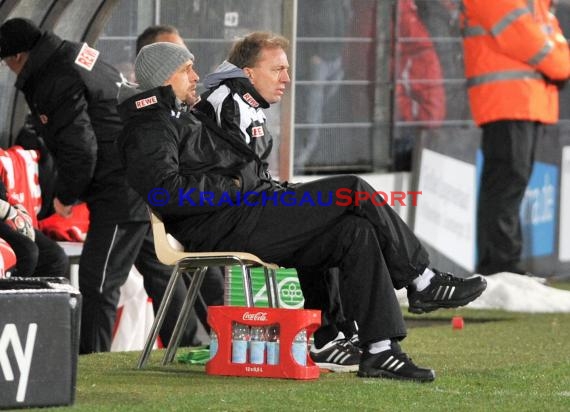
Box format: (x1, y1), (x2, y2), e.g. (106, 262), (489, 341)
(206, 306), (321, 379)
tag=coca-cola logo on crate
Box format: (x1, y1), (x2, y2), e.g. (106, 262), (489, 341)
(242, 311), (268, 322)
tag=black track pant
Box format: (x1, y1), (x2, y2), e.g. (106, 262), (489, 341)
(477, 120), (539, 275)
(215, 175), (430, 345)
(79, 220), (198, 353)
(298, 267), (358, 347)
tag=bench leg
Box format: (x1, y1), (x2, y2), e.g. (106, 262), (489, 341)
(162, 266), (207, 365)
(137, 263), (182, 368)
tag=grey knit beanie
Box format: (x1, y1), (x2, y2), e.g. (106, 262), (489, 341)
(135, 42), (194, 90)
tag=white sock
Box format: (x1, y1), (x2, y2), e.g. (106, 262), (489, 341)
(368, 339), (391, 354)
(412, 267), (435, 292)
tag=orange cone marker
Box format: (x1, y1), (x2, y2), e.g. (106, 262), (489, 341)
(451, 316), (464, 330)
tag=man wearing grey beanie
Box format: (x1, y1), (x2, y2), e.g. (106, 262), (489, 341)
(131, 32), (226, 346)
(134, 42), (199, 107)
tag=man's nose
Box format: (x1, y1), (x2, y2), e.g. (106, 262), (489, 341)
(189, 68), (199, 81)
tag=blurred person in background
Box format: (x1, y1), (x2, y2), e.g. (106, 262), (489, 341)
(295, 0), (352, 172)
(393, 0), (446, 171)
(461, 0), (570, 275)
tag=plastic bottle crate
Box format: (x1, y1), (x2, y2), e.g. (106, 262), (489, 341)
(206, 306), (321, 379)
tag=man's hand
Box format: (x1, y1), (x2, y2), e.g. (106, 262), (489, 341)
(54, 198), (73, 218)
(0, 200), (35, 241)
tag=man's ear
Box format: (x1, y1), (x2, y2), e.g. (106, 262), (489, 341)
(243, 67), (254, 81)
(8, 52), (29, 73)
(14, 52), (26, 62)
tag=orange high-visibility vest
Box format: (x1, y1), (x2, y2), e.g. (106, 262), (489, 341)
(461, 0), (570, 126)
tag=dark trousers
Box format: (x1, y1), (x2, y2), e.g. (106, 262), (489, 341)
(298, 268), (345, 328)
(299, 267), (358, 346)
(0, 223), (69, 277)
(477, 120), (540, 275)
(217, 175), (429, 345)
(78, 220), (202, 353)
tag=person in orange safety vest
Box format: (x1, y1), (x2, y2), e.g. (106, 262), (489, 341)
(461, 0), (570, 275)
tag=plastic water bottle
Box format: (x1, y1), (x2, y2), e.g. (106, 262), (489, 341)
(292, 329), (307, 366)
(209, 329), (218, 360)
(232, 322), (249, 364)
(249, 326), (266, 364)
(266, 324), (280, 365)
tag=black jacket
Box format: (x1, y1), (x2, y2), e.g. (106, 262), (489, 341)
(117, 85), (280, 251)
(195, 62), (273, 175)
(14, 32), (146, 222)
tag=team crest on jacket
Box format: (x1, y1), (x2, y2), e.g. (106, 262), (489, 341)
(251, 125), (264, 137)
(74, 43), (100, 71)
(135, 96), (158, 109)
(39, 114), (48, 125)
(242, 93), (259, 108)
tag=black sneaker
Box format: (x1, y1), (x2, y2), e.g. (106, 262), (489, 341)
(344, 334), (361, 351)
(408, 270), (487, 314)
(357, 342), (435, 382)
(309, 332), (361, 372)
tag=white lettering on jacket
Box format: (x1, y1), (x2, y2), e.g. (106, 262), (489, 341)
(242, 93), (259, 108)
(74, 43), (100, 71)
(135, 96), (158, 109)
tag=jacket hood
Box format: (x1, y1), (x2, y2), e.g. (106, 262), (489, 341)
(203, 60), (247, 89)
(117, 81), (142, 104)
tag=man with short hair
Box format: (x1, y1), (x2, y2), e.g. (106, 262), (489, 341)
(195, 32), (361, 372)
(136, 25), (186, 55)
(117, 40), (487, 382)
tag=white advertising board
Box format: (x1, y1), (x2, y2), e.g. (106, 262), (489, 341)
(414, 149), (477, 271)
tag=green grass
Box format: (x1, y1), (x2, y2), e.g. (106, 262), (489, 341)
(27, 282), (570, 411)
